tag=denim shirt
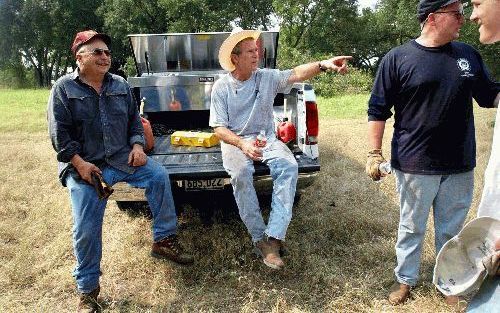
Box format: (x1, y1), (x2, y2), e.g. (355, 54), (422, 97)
(47, 71), (145, 186)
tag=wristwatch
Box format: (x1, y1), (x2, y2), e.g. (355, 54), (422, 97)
(318, 61), (328, 72)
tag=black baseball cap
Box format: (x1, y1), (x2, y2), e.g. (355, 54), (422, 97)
(417, 0), (460, 22)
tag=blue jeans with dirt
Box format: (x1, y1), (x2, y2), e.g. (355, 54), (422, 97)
(65, 158), (177, 293)
(221, 138), (298, 243)
(393, 169), (474, 286)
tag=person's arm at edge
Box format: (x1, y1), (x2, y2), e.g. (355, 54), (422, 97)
(125, 85), (147, 167)
(126, 83), (145, 148)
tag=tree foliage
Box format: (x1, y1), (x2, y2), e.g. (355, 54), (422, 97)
(0, 0), (104, 87)
(0, 0), (497, 88)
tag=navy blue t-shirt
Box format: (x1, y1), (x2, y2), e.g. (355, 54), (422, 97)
(368, 40), (499, 175)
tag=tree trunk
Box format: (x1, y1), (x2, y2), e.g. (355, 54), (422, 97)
(23, 50), (45, 87)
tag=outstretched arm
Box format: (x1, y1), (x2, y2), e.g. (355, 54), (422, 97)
(288, 56), (353, 84)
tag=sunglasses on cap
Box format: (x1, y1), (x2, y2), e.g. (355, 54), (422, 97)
(79, 48), (112, 57)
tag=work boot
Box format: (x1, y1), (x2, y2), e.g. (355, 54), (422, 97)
(254, 238), (284, 270)
(77, 285), (100, 313)
(278, 240), (288, 257)
(151, 235), (194, 265)
(388, 282), (411, 305)
(444, 295), (467, 312)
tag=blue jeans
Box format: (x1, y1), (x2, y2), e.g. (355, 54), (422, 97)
(393, 169), (474, 286)
(221, 139), (298, 242)
(65, 158), (177, 293)
(466, 276), (500, 312)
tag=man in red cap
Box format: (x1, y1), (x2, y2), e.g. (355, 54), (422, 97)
(48, 30), (194, 312)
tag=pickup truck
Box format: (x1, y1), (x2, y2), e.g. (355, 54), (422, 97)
(112, 31), (320, 213)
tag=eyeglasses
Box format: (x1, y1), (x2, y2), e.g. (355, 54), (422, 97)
(433, 8), (464, 20)
(79, 48), (112, 57)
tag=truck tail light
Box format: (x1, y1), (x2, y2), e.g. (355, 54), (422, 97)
(305, 101), (319, 145)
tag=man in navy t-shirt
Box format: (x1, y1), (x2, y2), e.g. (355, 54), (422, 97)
(365, 0), (499, 307)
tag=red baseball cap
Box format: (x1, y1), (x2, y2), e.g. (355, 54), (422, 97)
(71, 30), (111, 56)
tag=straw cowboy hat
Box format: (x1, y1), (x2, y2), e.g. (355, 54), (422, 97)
(433, 216), (500, 296)
(218, 28), (261, 72)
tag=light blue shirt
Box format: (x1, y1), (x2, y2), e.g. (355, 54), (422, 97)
(209, 68), (293, 139)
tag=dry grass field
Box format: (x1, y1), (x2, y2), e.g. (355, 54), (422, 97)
(0, 90), (496, 312)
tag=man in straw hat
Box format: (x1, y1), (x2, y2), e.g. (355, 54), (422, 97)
(209, 28), (351, 270)
(48, 30), (194, 312)
(365, 0), (499, 307)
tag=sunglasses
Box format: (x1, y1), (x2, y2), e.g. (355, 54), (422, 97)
(433, 7), (464, 20)
(80, 48), (112, 57)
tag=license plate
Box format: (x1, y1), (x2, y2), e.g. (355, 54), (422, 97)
(184, 178), (225, 190)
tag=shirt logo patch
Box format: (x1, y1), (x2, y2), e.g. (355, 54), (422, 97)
(457, 58), (474, 77)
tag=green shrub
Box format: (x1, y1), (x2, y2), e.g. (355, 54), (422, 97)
(310, 68), (373, 97)
(124, 56), (137, 78)
(0, 64), (36, 89)
(277, 47), (373, 97)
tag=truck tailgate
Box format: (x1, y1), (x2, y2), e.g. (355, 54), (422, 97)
(150, 136), (320, 178)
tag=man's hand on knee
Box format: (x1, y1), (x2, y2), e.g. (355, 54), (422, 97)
(128, 144), (147, 167)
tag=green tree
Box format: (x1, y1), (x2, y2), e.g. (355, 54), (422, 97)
(367, 0), (498, 78)
(274, 0), (358, 52)
(0, 0), (104, 87)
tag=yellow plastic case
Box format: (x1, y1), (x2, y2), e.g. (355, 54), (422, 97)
(170, 131), (220, 148)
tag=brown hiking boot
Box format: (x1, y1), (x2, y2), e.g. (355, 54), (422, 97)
(255, 238), (284, 270)
(444, 295), (467, 312)
(388, 282), (411, 305)
(77, 285), (100, 313)
(277, 240), (288, 257)
(151, 235), (194, 265)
